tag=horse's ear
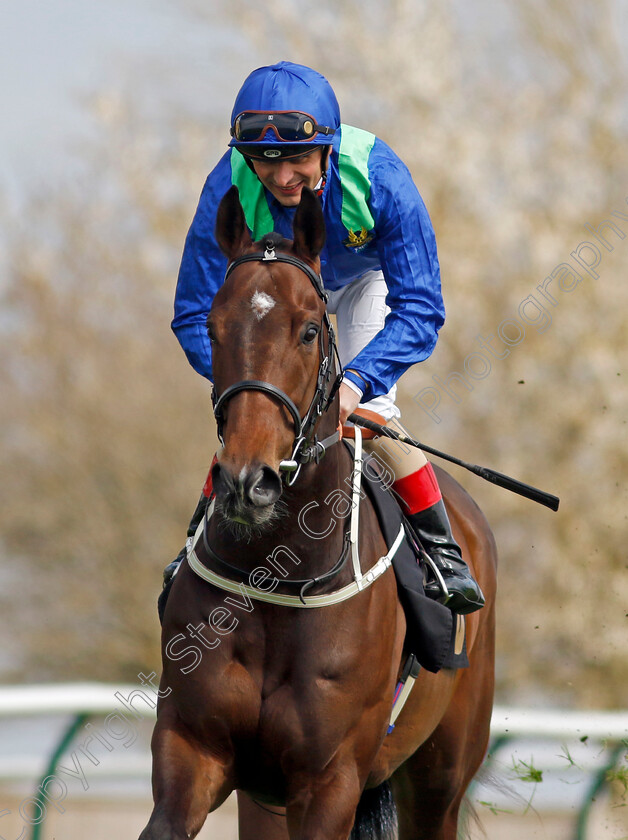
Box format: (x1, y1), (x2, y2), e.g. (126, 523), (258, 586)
(292, 187), (326, 262)
(215, 185), (253, 259)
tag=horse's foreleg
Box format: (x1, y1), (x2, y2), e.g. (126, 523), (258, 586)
(284, 767), (363, 840)
(237, 792), (290, 840)
(139, 707), (234, 840)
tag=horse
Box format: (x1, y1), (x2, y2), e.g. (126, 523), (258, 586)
(140, 185), (497, 840)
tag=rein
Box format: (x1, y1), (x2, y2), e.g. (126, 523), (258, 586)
(211, 241), (343, 485)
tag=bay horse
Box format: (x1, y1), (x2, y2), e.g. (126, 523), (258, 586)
(140, 186), (497, 840)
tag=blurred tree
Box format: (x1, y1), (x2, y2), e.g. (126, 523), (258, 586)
(0, 94), (222, 680)
(0, 0), (626, 703)
(182, 0), (628, 705)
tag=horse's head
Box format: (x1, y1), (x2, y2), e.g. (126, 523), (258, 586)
(209, 185), (338, 531)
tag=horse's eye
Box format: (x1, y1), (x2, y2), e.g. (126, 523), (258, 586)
(206, 320), (216, 342)
(302, 324), (320, 344)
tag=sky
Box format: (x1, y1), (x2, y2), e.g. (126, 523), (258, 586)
(4, 0), (627, 204)
(1, 0), (226, 200)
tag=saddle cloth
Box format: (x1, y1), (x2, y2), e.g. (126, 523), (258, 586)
(356, 446), (469, 672)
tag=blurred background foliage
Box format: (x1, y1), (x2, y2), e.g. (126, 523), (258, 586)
(0, 0), (626, 706)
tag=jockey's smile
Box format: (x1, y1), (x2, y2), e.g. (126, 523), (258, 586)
(250, 148), (325, 207)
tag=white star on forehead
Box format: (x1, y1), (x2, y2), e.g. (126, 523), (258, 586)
(251, 290), (276, 320)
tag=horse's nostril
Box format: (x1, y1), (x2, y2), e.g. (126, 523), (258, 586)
(247, 465), (282, 507)
(212, 462), (234, 500)
(212, 462), (281, 509)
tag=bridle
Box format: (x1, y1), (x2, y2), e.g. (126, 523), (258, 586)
(197, 243), (404, 606)
(211, 241), (343, 485)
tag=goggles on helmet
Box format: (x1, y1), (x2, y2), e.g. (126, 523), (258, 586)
(231, 111), (335, 144)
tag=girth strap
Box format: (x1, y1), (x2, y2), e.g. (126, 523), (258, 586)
(387, 653), (421, 734)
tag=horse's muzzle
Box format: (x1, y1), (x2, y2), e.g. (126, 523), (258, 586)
(211, 461), (283, 525)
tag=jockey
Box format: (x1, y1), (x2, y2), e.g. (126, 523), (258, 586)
(166, 61), (484, 615)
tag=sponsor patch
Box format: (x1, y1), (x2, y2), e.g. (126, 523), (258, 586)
(343, 227), (374, 253)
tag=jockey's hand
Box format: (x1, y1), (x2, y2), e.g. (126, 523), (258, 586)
(338, 382), (362, 426)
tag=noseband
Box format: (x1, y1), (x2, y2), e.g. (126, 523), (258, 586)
(211, 242), (343, 485)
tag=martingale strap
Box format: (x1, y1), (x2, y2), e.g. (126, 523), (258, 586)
(186, 434), (404, 609)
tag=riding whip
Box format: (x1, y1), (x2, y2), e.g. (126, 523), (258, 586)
(348, 414), (560, 511)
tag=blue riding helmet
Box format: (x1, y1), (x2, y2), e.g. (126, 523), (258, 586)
(229, 61), (340, 159)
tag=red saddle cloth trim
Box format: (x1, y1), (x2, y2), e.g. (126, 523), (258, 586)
(392, 462), (442, 515)
(202, 454), (219, 498)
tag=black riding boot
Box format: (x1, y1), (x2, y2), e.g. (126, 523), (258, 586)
(158, 493), (209, 624)
(407, 499), (485, 615)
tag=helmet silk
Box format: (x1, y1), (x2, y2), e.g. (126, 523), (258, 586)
(229, 62), (340, 154)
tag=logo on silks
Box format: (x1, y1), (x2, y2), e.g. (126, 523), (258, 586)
(343, 227), (374, 253)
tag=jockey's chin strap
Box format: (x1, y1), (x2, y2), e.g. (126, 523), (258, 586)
(211, 242), (344, 486)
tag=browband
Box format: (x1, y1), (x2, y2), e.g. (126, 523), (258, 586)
(224, 243), (328, 302)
